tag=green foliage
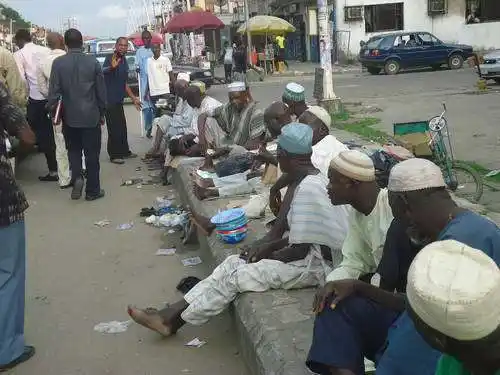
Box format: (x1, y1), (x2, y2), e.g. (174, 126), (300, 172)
(0, 3), (30, 28)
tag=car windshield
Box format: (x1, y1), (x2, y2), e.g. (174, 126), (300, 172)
(366, 37), (384, 49)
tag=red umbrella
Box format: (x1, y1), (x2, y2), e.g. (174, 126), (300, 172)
(163, 11), (224, 33)
(128, 32), (164, 47)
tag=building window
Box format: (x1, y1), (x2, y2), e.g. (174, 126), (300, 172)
(466, 0), (500, 23)
(344, 6), (363, 21)
(428, 0), (447, 15)
(364, 3), (404, 33)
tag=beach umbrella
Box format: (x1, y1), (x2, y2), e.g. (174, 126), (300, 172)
(237, 15), (296, 35)
(163, 10), (224, 33)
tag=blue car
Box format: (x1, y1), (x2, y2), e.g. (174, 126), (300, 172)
(359, 31), (474, 75)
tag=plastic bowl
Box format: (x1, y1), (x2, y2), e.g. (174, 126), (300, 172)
(215, 217), (248, 231)
(217, 231), (247, 244)
(211, 208), (246, 225)
(216, 224), (248, 236)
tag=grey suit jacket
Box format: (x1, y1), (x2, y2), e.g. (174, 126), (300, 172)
(48, 48), (106, 128)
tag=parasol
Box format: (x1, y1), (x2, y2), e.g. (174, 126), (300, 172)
(237, 15), (296, 35)
(163, 10), (224, 33)
(128, 32), (164, 47)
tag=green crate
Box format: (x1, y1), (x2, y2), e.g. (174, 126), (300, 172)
(393, 121), (429, 136)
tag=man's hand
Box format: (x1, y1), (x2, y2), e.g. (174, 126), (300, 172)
(312, 280), (361, 314)
(132, 97), (142, 111)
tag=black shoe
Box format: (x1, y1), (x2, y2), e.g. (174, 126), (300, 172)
(124, 152), (138, 159)
(71, 177), (84, 200)
(85, 189), (105, 201)
(0, 345), (35, 371)
(38, 173), (58, 182)
(110, 158), (125, 165)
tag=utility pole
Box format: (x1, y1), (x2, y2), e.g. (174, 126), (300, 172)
(243, 0), (252, 63)
(9, 19), (15, 52)
(317, 0), (341, 112)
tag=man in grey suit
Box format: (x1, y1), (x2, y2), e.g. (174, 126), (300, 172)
(48, 28), (106, 201)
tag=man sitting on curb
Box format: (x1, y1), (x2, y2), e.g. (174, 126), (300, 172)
(306, 158), (500, 375)
(407, 240), (500, 375)
(127, 123), (349, 337)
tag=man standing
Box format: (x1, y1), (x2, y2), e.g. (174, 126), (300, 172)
(0, 46), (26, 108)
(275, 34), (288, 70)
(36, 32), (73, 188)
(48, 28), (106, 201)
(103, 37), (141, 165)
(14, 29), (57, 182)
(146, 43), (174, 116)
(135, 30), (154, 138)
(222, 41), (233, 82)
(0, 82), (36, 372)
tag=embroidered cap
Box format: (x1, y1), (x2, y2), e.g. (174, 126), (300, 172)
(190, 80), (206, 95)
(228, 81), (246, 93)
(388, 158), (445, 192)
(329, 150), (375, 182)
(407, 239), (500, 341)
(304, 105), (332, 128)
(283, 82), (305, 102)
(278, 122), (313, 155)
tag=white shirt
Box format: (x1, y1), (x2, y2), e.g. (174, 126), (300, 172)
(311, 135), (349, 177)
(191, 95), (222, 135)
(326, 189), (394, 282)
(36, 49), (66, 99)
(14, 42), (50, 100)
(146, 55), (173, 96)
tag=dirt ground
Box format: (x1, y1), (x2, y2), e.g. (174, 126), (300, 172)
(12, 114), (248, 375)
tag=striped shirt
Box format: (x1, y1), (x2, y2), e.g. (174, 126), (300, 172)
(287, 174), (351, 266)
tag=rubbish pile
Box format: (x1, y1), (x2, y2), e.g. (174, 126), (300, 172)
(142, 195), (189, 229)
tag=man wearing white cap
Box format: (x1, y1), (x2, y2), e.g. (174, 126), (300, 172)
(127, 123), (349, 339)
(282, 82), (307, 119)
(197, 81), (266, 151)
(307, 158), (500, 375)
(144, 73), (193, 160)
(407, 240), (500, 375)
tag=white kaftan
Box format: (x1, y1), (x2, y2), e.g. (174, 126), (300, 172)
(181, 174), (350, 325)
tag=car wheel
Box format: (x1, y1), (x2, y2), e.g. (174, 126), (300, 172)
(448, 54), (464, 70)
(384, 59), (400, 75)
(494, 78), (500, 84)
(367, 67), (381, 75)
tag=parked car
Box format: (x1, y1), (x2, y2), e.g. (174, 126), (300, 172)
(477, 50), (500, 83)
(359, 31), (474, 75)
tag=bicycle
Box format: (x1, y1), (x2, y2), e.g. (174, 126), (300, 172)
(427, 103), (483, 202)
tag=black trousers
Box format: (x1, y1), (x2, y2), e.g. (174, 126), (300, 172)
(27, 97), (57, 172)
(279, 48), (289, 68)
(65, 125), (101, 196)
(224, 64), (232, 82)
(105, 104), (131, 160)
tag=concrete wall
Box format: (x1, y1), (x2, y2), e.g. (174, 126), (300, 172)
(336, 0), (500, 56)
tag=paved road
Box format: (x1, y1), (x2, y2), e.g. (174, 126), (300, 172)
(208, 68), (499, 170)
(15, 127), (248, 375)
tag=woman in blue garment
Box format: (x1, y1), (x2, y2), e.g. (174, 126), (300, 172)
(135, 30), (154, 138)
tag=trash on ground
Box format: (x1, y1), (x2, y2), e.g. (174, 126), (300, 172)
(116, 222), (134, 231)
(94, 320), (132, 334)
(156, 196), (173, 208)
(145, 213), (188, 228)
(168, 229), (177, 234)
(156, 248), (176, 256)
(185, 337), (206, 348)
(135, 167), (142, 171)
(94, 219), (111, 227)
(181, 257), (203, 267)
(121, 178), (143, 186)
(485, 169), (500, 178)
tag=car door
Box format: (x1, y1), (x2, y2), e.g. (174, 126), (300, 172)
(395, 34), (420, 68)
(417, 33), (447, 66)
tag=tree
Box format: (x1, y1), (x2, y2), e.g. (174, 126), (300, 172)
(0, 3), (30, 28)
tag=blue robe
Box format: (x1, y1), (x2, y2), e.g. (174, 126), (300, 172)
(135, 46), (154, 132)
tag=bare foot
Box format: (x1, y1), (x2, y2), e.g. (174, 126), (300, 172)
(198, 177), (215, 188)
(193, 183), (219, 201)
(199, 155), (215, 172)
(127, 306), (173, 337)
(190, 209), (216, 236)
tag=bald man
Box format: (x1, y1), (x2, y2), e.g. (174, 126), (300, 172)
(37, 32), (65, 98)
(263, 101), (291, 140)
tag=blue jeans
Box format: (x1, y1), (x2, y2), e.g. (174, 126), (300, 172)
(0, 220), (26, 365)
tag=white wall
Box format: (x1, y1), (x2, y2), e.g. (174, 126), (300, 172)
(336, 0), (500, 56)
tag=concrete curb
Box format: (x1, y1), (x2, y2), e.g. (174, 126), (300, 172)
(173, 159), (313, 375)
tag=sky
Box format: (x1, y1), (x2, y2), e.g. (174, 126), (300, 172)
(3, 0), (149, 37)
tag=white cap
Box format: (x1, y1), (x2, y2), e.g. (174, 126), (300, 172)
(329, 150), (375, 182)
(286, 82), (305, 93)
(388, 158), (446, 192)
(177, 72), (191, 82)
(305, 105), (332, 128)
(228, 81), (246, 92)
(407, 239), (500, 341)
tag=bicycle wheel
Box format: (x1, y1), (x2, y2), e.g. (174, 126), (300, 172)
(448, 162), (484, 202)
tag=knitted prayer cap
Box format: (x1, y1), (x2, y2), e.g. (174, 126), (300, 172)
(278, 122), (313, 155)
(388, 158), (445, 192)
(329, 150), (375, 182)
(282, 82), (305, 102)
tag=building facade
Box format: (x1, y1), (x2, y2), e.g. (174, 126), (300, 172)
(336, 0), (500, 57)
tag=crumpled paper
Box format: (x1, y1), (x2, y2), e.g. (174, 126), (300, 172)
(94, 320), (132, 334)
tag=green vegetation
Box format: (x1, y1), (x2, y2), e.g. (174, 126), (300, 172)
(458, 161), (500, 184)
(0, 3), (30, 29)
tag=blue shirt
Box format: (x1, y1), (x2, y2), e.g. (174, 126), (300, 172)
(103, 54), (128, 105)
(135, 46), (153, 108)
(377, 211), (500, 375)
